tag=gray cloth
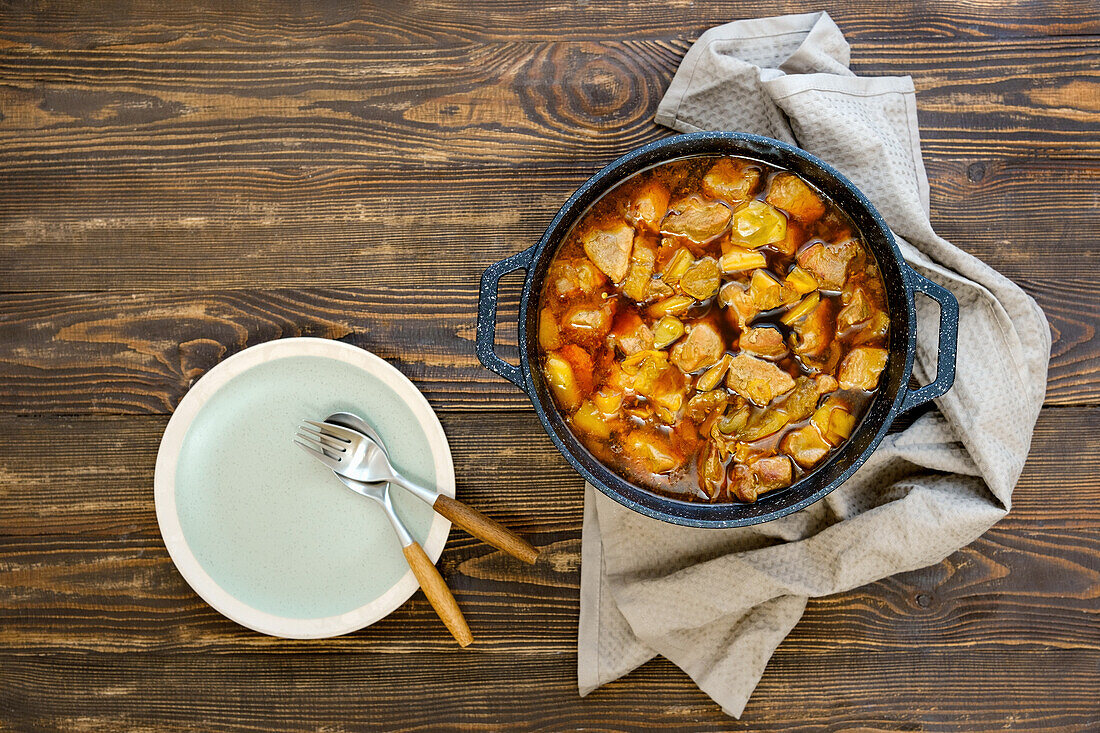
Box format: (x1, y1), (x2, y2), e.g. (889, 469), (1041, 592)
(577, 12), (1051, 718)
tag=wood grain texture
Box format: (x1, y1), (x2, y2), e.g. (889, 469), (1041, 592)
(0, 37), (1094, 184)
(0, 158), (1096, 292)
(0, 408), (1097, 731)
(1, 1), (1098, 730)
(1, 409), (1096, 646)
(433, 494), (541, 564)
(0, 0), (1096, 48)
(0, 278), (1095, 418)
(402, 541), (474, 648)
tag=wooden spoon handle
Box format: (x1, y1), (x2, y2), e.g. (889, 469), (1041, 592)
(433, 494), (540, 565)
(402, 541), (473, 647)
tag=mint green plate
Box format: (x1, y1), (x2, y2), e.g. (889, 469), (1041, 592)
(154, 338), (454, 638)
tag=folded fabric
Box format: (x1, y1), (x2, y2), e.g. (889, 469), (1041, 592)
(577, 11), (1051, 718)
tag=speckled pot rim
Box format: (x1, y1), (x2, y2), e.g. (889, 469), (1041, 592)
(153, 337), (455, 638)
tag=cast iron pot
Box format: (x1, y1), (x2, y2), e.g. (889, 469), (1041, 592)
(476, 131), (959, 528)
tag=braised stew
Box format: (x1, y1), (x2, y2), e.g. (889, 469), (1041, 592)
(537, 156), (890, 503)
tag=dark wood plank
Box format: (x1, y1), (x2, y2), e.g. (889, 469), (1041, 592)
(0, 407), (1097, 730)
(0, 271), (1094, 417)
(0, 408), (1095, 650)
(0, 0), (1096, 49)
(0, 38), (1094, 182)
(0, 157), (1096, 291)
(1, 646), (1097, 732)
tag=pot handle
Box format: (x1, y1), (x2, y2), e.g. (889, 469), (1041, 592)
(899, 268), (960, 413)
(476, 247), (537, 393)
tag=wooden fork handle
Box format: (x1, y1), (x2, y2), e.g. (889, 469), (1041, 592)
(402, 541), (473, 648)
(433, 495), (540, 565)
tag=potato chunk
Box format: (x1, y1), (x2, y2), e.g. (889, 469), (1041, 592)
(781, 425), (832, 469)
(538, 307), (561, 350)
(573, 400), (613, 439)
(730, 455), (793, 502)
(661, 196), (732, 242)
(544, 352), (581, 410)
(646, 295), (694, 318)
(582, 219), (634, 282)
(749, 269), (786, 310)
(557, 343), (595, 393)
(726, 353), (796, 406)
(609, 310), (653, 356)
(796, 239), (863, 290)
(740, 326), (788, 360)
(679, 257), (721, 300)
(838, 347), (889, 390)
(652, 315), (685, 349)
(811, 398), (856, 444)
(671, 322), (724, 373)
(624, 430), (682, 474)
(730, 200), (787, 248)
(621, 235), (657, 302)
(702, 158), (762, 204)
(719, 246), (767, 273)
(766, 172), (826, 224)
(695, 353), (732, 391)
(626, 179), (670, 231)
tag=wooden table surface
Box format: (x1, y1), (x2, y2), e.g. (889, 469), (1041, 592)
(1, 2), (1097, 731)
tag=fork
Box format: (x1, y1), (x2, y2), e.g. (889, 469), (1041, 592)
(295, 428), (473, 647)
(297, 419), (539, 565)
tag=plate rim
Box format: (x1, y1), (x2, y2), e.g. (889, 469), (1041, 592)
(153, 337), (455, 638)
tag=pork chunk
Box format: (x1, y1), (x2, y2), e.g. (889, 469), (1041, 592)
(661, 196), (732, 243)
(626, 179), (670, 231)
(550, 258), (607, 299)
(719, 281), (760, 330)
(796, 239), (864, 290)
(726, 353), (796, 406)
(582, 219), (634, 282)
(609, 310), (653, 356)
(702, 158), (763, 204)
(781, 425), (832, 469)
(838, 347), (889, 390)
(729, 455), (793, 502)
(788, 297), (837, 358)
(740, 326), (788, 360)
(562, 303), (613, 340)
(766, 172), (826, 224)
(670, 321), (724, 373)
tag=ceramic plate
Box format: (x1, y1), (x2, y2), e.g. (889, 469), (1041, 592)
(154, 338), (454, 638)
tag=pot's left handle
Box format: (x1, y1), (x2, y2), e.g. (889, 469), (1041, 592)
(899, 268), (960, 413)
(476, 247), (537, 393)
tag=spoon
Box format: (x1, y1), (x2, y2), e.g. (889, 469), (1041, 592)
(315, 412), (539, 565)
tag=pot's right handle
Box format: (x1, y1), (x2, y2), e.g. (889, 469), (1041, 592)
(900, 268), (960, 413)
(476, 247), (537, 393)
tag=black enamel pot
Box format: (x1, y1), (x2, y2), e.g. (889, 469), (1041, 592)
(476, 132), (959, 528)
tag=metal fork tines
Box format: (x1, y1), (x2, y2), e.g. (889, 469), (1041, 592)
(294, 424), (350, 468)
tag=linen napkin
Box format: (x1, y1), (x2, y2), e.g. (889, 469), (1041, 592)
(577, 11), (1051, 718)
